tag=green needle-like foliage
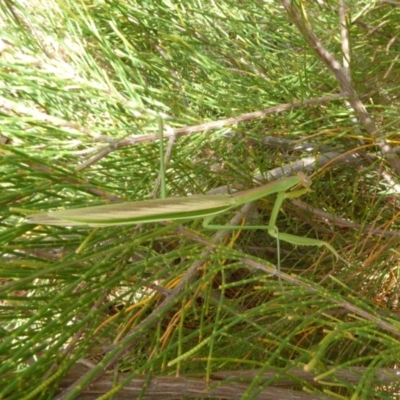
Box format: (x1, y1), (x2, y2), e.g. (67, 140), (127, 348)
(1, 0), (400, 399)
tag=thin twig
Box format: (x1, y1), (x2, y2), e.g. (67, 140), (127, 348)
(281, 0), (400, 175)
(379, 0), (400, 6)
(76, 94), (345, 170)
(104, 94), (345, 146)
(242, 258), (400, 339)
(209, 366), (400, 386)
(290, 198), (400, 238)
(339, 0), (350, 80)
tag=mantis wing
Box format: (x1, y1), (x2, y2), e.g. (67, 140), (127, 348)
(26, 194), (236, 227)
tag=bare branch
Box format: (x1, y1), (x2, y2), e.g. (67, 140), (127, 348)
(281, 0), (400, 174)
(339, 0), (351, 79)
(58, 365), (336, 400)
(290, 198), (400, 238)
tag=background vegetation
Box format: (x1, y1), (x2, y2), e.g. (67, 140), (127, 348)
(1, 0), (400, 398)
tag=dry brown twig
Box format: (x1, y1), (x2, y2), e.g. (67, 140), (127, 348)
(78, 94), (346, 170)
(290, 198), (400, 238)
(58, 363), (335, 400)
(281, 0), (400, 175)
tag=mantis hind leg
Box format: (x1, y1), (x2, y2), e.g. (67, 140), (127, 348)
(267, 228), (339, 259)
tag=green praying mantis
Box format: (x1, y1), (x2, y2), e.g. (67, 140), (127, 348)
(26, 173), (339, 260)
